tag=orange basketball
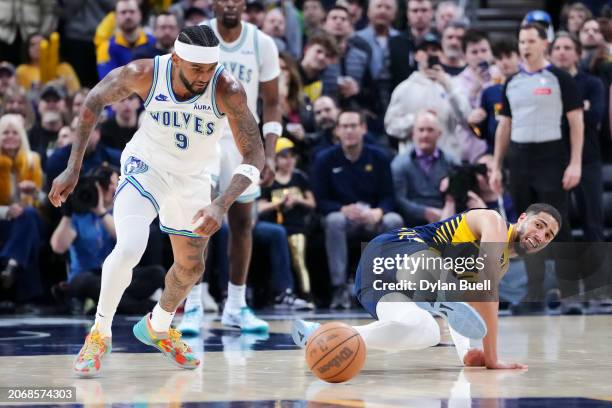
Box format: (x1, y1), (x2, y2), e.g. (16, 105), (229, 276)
(305, 322), (366, 383)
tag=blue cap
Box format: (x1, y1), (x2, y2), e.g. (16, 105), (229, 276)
(522, 10), (555, 41)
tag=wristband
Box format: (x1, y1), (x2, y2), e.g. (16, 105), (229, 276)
(233, 164), (260, 185)
(262, 121), (283, 137)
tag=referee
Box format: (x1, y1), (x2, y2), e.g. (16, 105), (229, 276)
(490, 23), (584, 314)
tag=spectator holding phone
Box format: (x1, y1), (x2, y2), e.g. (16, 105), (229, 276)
(385, 33), (470, 160)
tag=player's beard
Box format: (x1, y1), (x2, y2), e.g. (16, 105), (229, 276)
(221, 14), (241, 29)
(514, 225), (528, 256)
(179, 69), (206, 96)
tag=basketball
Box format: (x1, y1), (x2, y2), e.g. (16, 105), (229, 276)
(305, 322), (366, 383)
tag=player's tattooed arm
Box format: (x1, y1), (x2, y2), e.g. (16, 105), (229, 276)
(215, 74), (265, 211)
(48, 60), (153, 207)
(67, 61), (153, 172)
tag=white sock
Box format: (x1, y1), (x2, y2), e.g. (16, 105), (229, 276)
(150, 303), (175, 333)
(226, 282), (247, 312)
(93, 311), (113, 337)
(185, 283), (203, 312)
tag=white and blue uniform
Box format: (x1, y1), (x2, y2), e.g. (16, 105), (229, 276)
(202, 19), (280, 202)
(117, 53), (227, 237)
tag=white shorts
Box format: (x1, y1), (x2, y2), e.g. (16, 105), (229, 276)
(207, 133), (260, 203)
(117, 151), (211, 238)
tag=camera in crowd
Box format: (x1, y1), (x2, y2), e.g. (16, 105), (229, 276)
(63, 164), (119, 215)
(447, 162), (488, 211)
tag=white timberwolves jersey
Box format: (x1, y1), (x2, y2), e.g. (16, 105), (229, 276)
(125, 54), (227, 175)
(204, 19), (280, 125)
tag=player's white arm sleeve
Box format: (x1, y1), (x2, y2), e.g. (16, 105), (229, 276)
(257, 31), (281, 82)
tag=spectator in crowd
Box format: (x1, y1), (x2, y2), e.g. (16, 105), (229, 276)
(278, 53), (313, 149)
(321, 6), (372, 109)
(70, 88), (90, 122)
(56, 125), (75, 149)
(0, 114), (44, 305)
(16, 34), (81, 95)
(1, 86), (36, 130)
(184, 6), (209, 27)
(385, 35), (470, 159)
(132, 12), (180, 59)
(338, 0), (368, 31)
(61, 0), (115, 88)
(434, 1), (466, 35)
(490, 23), (584, 314)
(28, 84), (70, 168)
(406, 0), (435, 44)
(97, 0), (155, 79)
(302, 0), (326, 42)
(0, 0), (57, 66)
(0, 63), (17, 104)
(50, 164), (166, 314)
(303, 95), (340, 165)
(244, 0), (266, 29)
(391, 110), (455, 226)
(252, 219), (315, 310)
(312, 109), (403, 309)
(299, 32), (339, 103)
(469, 154), (517, 221)
(479, 38), (520, 153)
(170, 0), (212, 27)
(278, 0), (304, 60)
(356, 0), (400, 118)
(599, 5), (612, 46)
(551, 32), (605, 243)
(440, 21), (467, 76)
(579, 18), (612, 88)
(46, 122), (121, 190)
(258, 138), (317, 303)
(452, 29), (493, 162)
(263, 9), (290, 57)
(563, 2), (593, 36)
(99, 94), (140, 150)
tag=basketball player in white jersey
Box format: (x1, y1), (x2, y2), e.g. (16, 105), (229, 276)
(178, 0), (282, 334)
(48, 25), (265, 377)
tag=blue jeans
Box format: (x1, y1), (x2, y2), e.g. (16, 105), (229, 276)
(253, 221), (294, 293)
(0, 206), (43, 300)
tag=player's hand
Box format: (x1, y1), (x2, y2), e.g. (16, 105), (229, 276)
(192, 202), (224, 237)
(260, 158), (276, 187)
(463, 348), (486, 367)
(489, 168), (503, 195)
(49, 167), (80, 207)
(486, 360), (528, 370)
(562, 162), (581, 191)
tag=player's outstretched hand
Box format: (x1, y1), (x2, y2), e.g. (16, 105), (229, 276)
(48, 168), (80, 207)
(192, 202), (224, 237)
(486, 360), (528, 370)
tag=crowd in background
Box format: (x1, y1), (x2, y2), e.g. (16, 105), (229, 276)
(0, 0), (611, 315)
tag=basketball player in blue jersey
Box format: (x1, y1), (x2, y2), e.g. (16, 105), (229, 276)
(178, 0), (283, 335)
(48, 25), (265, 378)
(293, 204), (561, 369)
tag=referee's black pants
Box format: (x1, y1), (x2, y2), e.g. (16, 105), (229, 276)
(507, 140), (579, 301)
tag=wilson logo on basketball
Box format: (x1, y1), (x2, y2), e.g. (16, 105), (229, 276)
(317, 347), (354, 373)
(533, 87), (552, 95)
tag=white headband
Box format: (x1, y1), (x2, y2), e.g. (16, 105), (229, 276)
(174, 39), (220, 64)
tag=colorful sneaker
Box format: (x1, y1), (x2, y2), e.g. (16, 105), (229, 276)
(177, 306), (203, 336)
(416, 301), (487, 340)
(132, 313), (200, 369)
(221, 307), (269, 333)
(73, 329), (112, 378)
(291, 319), (320, 348)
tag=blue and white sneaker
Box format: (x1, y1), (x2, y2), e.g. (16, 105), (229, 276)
(221, 307), (269, 333)
(416, 301), (487, 340)
(177, 306), (203, 336)
(291, 319), (321, 348)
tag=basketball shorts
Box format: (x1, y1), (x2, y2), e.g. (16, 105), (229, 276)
(206, 132), (260, 203)
(117, 150), (212, 238)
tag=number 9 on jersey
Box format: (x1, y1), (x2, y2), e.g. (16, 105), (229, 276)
(175, 132), (189, 150)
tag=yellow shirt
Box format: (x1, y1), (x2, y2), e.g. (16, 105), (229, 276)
(15, 63), (81, 95)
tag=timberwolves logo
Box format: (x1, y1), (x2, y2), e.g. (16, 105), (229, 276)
(124, 156), (149, 175)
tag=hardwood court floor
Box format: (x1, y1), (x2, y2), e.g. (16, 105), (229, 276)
(0, 312), (611, 407)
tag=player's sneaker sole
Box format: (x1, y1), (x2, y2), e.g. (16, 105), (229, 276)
(416, 301), (487, 339)
(291, 319), (321, 348)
